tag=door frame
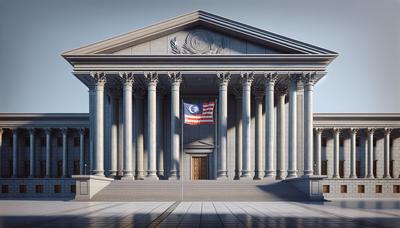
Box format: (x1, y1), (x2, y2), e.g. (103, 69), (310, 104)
(190, 154), (209, 180)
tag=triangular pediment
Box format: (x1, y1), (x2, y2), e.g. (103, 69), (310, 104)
(63, 10), (336, 56)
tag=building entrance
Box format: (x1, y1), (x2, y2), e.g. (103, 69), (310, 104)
(191, 156), (208, 180)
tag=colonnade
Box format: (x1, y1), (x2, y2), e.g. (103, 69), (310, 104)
(90, 71), (318, 180)
(0, 128), (86, 178)
(314, 127), (399, 178)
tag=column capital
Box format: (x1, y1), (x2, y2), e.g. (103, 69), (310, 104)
(301, 72), (317, 86)
(78, 128), (86, 135)
(168, 72), (183, 85)
(315, 128), (324, 134)
(28, 128), (36, 134)
(90, 72), (106, 86)
(333, 127), (342, 135)
(288, 72), (301, 83)
(240, 72), (254, 85)
(60, 128), (68, 135)
(384, 128), (392, 135)
(367, 128), (376, 135)
(144, 72), (159, 86)
(119, 72), (135, 86)
(217, 72), (231, 85)
(44, 128), (52, 135)
(350, 128), (359, 134)
(264, 72), (278, 85)
(275, 84), (287, 96)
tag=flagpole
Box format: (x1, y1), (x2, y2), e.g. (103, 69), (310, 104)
(180, 98), (183, 201)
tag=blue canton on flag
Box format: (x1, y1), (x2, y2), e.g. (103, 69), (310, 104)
(184, 101), (215, 125)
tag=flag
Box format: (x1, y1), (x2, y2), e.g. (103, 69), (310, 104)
(184, 101), (215, 125)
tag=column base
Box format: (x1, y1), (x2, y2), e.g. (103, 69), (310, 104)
(366, 174), (374, 178)
(146, 171), (159, 180)
(109, 171), (118, 178)
(276, 171), (287, 180)
(383, 174), (391, 179)
(264, 171), (276, 179)
(286, 170), (298, 179)
(349, 174), (357, 179)
(157, 171), (165, 179)
(135, 171), (145, 180)
(240, 171), (252, 180)
(217, 170), (228, 179)
(332, 174), (339, 179)
(123, 171), (134, 177)
(303, 170), (313, 176)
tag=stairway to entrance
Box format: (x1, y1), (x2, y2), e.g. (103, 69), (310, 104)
(91, 179), (308, 201)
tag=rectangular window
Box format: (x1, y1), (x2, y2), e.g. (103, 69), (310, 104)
(57, 137), (62, 147)
(358, 185), (365, 193)
(321, 138), (327, 147)
(73, 160), (80, 175)
(356, 161), (361, 177)
(40, 137), (46, 147)
(24, 137), (30, 147)
(36, 185), (44, 193)
(340, 185), (347, 193)
(339, 160), (344, 178)
(375, 185), (382, 193)
(73, 137), (80, 147)
(70, 185), (76, 193)
(373, 160), (377, 178)
(1, 185), (8, 193)
(40, 160), (46, 178)
(54, 185), (61, 193)
(57, 161), (62, 178)
(23, 160), (30, 177)
(322, 185), (330, 193)
(321, 160), (328, 175)
(394, 185), (400, 193)
(19, 185), (27, 193)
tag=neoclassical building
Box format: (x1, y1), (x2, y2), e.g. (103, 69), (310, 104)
(0, 11), (399, 200)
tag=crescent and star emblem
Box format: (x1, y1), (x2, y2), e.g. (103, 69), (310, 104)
(188, 105), (199, 114)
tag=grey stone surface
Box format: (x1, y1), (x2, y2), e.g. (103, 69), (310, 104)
(0, 200), (399, 227)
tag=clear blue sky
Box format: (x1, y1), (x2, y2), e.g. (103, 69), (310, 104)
(0, 0), (399, 113)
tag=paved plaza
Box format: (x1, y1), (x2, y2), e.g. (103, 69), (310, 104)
(0, 200), (399, 227)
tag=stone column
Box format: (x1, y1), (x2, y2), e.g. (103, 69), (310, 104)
(134, 90), (145, 179)
(383, 128), (392, 178)
(287, 74), (298, 178)
(240, 72), (254, 179)
(168, 72), (182, 180)
(45, 128), (51, 177)
(264, 73), (277, 178)
(315, 128), (323, 176)
(302, 73), (316, 176)
(145, 72), (158, 180)
(350, 128), (358, 178)
(254, 92), (263, 180)
(217, 72), (231, 179)
(61, 128), (68, 178)
(333, 128), (341, 178)
(79, 128), (85, 175)
(28, 128), (35, 178)
(109, 94), (119, 177)
(91, 72), (106, 176)
(276, 86), (287, 179)
(0, 129), (3, 177)
(121, 72), (134, 178)
(234, 89), (242, 179)
(367, 128), (375, 178)
(12, 128), (18, 177)
(156, 88), (165, 178)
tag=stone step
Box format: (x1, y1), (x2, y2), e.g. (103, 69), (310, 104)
(91, 180), (308, 201)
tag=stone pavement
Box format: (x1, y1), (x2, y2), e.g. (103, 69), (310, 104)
(0, 200), (399, 227)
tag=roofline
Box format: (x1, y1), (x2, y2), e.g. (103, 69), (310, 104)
(62, 10), (337, 56)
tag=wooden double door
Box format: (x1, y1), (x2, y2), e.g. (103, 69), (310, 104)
(191, 156), (208, 180)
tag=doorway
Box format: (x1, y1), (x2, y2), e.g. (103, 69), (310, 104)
(191, 156), (208, 180)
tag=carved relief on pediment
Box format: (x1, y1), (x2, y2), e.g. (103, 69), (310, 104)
(169, 29), (227, 54)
